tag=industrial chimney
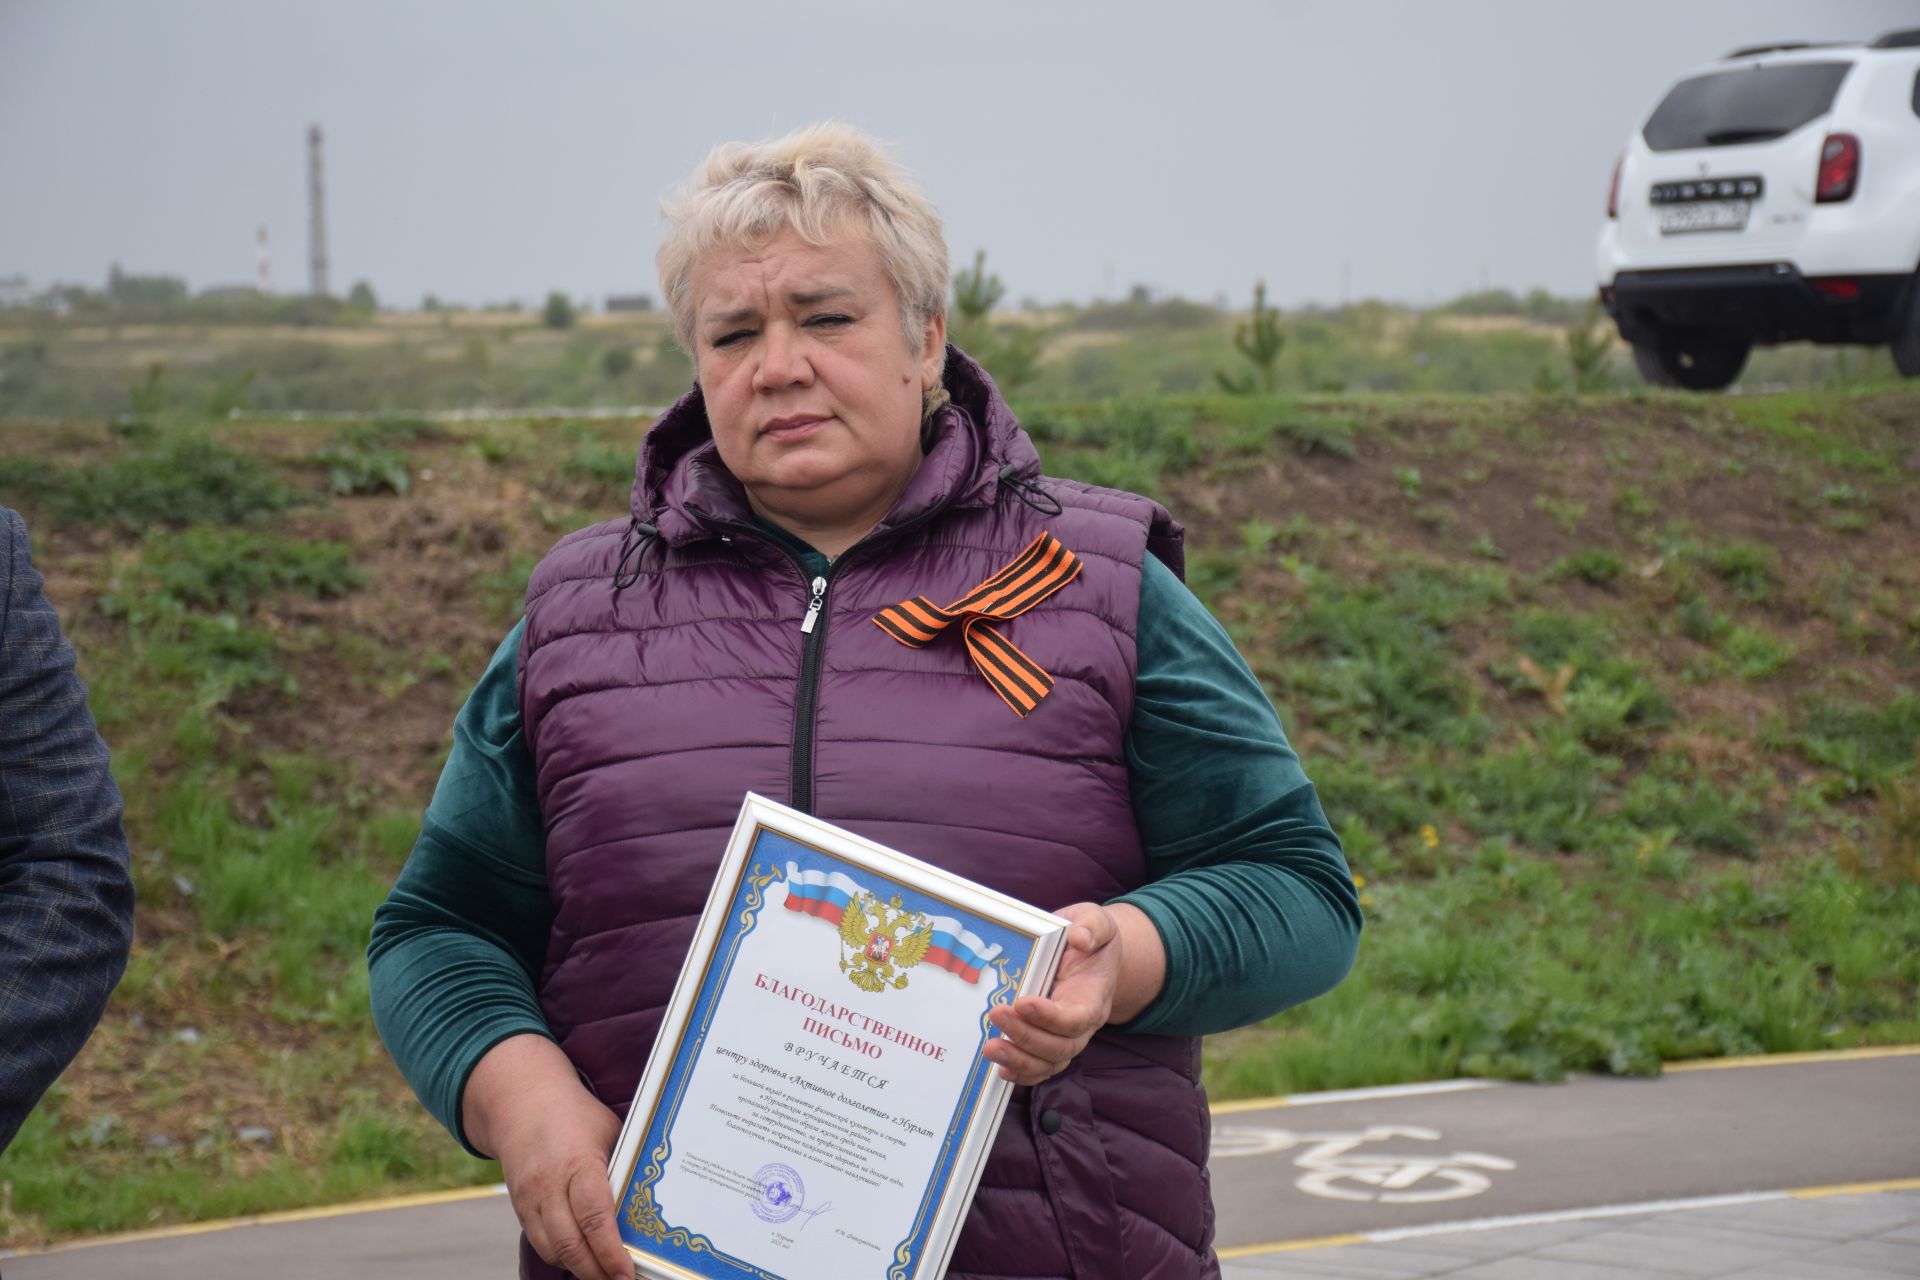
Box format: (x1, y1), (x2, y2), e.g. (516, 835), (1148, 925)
(308, 125), (330, 297)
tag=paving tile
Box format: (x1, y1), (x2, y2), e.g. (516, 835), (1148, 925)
(1442, 1257), (1668, 1280)
(1368, 1219), (1618, 1258)
(1223, 1263), (1299, 1279)
(1627, 1219), (1827, 1258)
(1731, 1264), (1915, 1280)
(1872, 1224), (1920, 1245)
(1217, 1254), (1441, 1279)
(1675, 1197), (1906, 1242)
(1535, 1225), (1780, 1276)
(1224, 1243), (1494, 1276)
(1757, 1197), (1920, 1237)
(1796, 1238), (1920, 1273)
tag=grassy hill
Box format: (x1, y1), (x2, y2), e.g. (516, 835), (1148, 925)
(0, 385), (1916, 1245)
(0, 299), (1904, 420)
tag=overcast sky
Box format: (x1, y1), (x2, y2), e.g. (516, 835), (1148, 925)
(3, 0), (1914, 309)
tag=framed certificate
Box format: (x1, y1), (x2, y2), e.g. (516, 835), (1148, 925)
(606, 793), (1070, 1280)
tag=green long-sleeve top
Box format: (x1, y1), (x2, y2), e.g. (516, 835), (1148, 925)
(368, 551), (1360, 1152)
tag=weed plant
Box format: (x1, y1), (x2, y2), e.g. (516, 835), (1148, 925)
(39, 432), (297, 532)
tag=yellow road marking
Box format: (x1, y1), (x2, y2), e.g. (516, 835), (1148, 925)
(1209, 1095), (1293, 1116)
(1792, 1176), (1920, 1199)
(1666, 1044), (1920, 1072)
(1217, 1232), (1366, 1257)
(0, 1184), (505, 1258)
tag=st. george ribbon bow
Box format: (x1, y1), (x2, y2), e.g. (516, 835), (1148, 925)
(871, 531), (1082, 717)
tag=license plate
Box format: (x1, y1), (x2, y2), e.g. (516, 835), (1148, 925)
(1659, 201), (1750, 234)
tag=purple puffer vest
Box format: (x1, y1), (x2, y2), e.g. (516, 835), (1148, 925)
(517, 350), (1217, 1280)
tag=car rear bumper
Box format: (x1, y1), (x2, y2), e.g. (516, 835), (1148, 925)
(1601, 265), (1911, 346)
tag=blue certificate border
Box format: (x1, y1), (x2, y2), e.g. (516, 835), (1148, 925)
(617, 823), (1037, 1280)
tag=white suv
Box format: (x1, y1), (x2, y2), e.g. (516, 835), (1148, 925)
(1595, 28), (1920, 389)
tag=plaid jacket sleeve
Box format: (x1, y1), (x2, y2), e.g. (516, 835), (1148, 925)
(0, 506), (135, 1154)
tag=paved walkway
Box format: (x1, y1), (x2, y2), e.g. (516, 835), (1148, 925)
(1220, 1188), (1920, 1278)
(5, 1046), (1918, 1278)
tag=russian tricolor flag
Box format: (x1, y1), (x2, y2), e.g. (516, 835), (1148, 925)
(783, 862), (1004, 985)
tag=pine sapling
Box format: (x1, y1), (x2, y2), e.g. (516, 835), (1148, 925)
(1216, 280), (1284, 395)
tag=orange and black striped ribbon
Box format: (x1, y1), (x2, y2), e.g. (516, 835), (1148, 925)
(872, 532), (1082, 717)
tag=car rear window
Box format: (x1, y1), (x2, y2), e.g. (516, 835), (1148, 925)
(1642, 61), (1853, 151)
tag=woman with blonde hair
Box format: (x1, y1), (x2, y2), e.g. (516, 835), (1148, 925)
(371, 122), (1360, 1280)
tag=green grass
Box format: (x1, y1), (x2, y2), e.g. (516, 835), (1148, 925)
(4, 383), (1919, 1245)
(1, 1085), (494, 1239)
(36, 431), (299, 532)
(1205, 851), (1920, 1096)
(1717, 394), (1898, 474)
(1795, 693), (1920, 794)
(1022, 397), (1203, 497)
(118, 526), (364, 611)
(1547, 549), (1625, 586)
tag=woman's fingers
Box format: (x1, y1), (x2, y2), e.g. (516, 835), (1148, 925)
(1010, 989), (1104, 1037)
(471, 1039), (630, 1278)
(521, 1158), (629, 1280)
(568, 1163), (632, 1280)
(977, 902), (1126, 1085)
(989, 1005), (1080, 1061)
(984, 1030), (1066, 1084)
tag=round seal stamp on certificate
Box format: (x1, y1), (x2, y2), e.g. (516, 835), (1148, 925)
(751, 1163), (805, 1224)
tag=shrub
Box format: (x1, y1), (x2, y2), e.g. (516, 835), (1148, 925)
(1028, 399), (1201, 497)
(1796, 693), (1920, 792)
(1216, 280), (1284, 395)
(126, 528), (363, 612)
(0, 456), (61, 505)
(1708, 541), (1781, 603)
(950, 251), (1046, 393)
(49, 433), (297, 531)
(1548, 550), (1625, 586)
(1564, 301), (1615, 393)
(1467, 733), (1611, 851)
(1282, 568), (1480, 742)
(1619, 765), (1760, 856)
(1836, 747), (1920, 888)
(203, 369), (256, 419)
(128, 363), (169, 416)
(1506, 608), (1671, 744)
(315, 444), (410, 496)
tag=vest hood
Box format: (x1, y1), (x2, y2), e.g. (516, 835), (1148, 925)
(632, 344), (1043, 548)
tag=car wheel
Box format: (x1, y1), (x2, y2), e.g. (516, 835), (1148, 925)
(1630, 330), (1752, 391)
(1890, 281), (1920, 378)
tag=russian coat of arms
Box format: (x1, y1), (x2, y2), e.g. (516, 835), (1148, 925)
(837, 890), (934, 992)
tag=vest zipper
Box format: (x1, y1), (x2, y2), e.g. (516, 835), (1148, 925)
(690, 492), (959, 815)
(800, 575), (827, 634)
(791, 571), (833, 811)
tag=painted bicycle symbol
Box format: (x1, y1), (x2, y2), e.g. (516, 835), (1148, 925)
(1212, 1124), (1516, 1203)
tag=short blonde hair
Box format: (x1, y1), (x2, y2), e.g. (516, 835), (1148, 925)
(656, 122), (950, 363)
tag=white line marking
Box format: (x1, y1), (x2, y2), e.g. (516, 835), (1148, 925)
(1211, 1079), (1502, 1115)
(1364, 1190), (1790, 1243)
(1286, 1080), (1503, 1107)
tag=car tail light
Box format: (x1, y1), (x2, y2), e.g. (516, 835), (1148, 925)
(1810, 277), (1861, 300)
(1816, 133), (1860, 202)
(1607, 155), (1622, 218)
